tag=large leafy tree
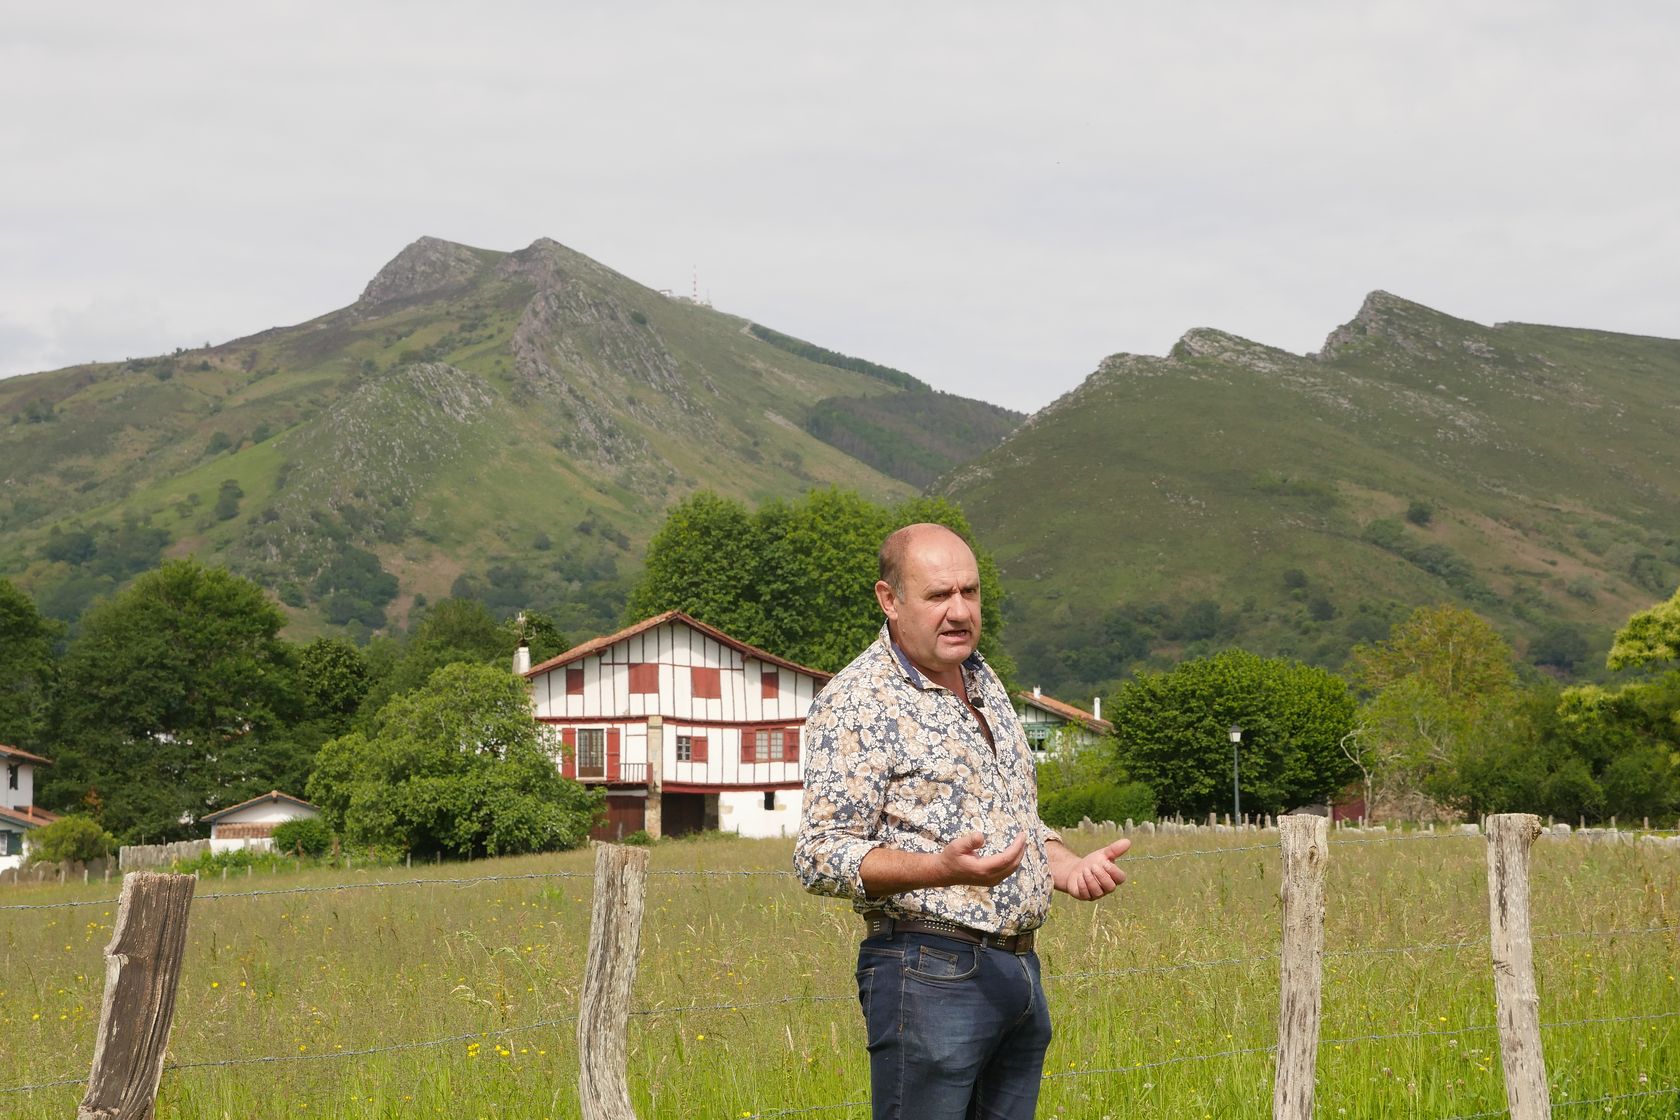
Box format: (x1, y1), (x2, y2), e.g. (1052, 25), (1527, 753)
(44, 559), (307, 841)
(627, 488), (1010, 675)
(1110, 649), (1357, 818)
(308, 662), (600, 857)
(1608, 585), (1680, 671)
(1347, 604), (1521, 819)
(0, 578), (59, 748)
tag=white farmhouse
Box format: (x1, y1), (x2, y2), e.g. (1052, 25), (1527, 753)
(201, 790), (322, 853)
(0, 743), (58, 870)
(523, 610), (831, 840)
(1012, 688), (1113, 756)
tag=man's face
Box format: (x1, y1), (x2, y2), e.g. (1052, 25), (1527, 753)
(876, 529), (982, 679)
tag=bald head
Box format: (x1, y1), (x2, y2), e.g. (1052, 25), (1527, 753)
(875, 523), (982, 681)
(878, 523), (971, 597)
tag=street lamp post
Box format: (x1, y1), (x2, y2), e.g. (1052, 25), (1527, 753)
(1228, 724), (1243, 825)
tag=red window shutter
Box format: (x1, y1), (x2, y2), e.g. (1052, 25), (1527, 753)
(606, 728), (621, 781)
(691, 666), (721, 699)
(741, 729), (760, 765)
(566, 668), (584, 696)
(561, 727), (577, 779)
(629, 663), (658, 694)
(761, 670), (779, 700)
(782, 726), (800, 763)
(691, 734), (708, 763)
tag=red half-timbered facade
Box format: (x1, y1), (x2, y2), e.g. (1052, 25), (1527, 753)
(525, 611), (831, 841)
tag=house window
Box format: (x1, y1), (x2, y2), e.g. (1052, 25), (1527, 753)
(6, 764), (16, 790)
(628, 663), (659, 694)
(690, 666), (721, 699)
(566, 668), (584, 696)
(0, 830), (15, 856)
(677, 734), (693, 762)
(763, 791), (776, 811)
(752, 730), (773, 763)
(1026, 727), (1051, 752)
(761, 670), (779, 700)
(577, 728), (606, 777)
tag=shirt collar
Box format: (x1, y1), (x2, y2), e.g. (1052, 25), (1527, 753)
(879, 623), (986, 691)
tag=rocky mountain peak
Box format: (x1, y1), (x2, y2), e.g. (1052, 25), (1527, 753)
(358, 236), (487, 307)
(1316, 290), (1483, 362)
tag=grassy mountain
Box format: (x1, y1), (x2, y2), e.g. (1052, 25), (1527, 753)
(941, 291), (1680, 697)
(0, 236), (1024, 637)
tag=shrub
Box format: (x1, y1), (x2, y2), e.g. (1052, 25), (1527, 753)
(1039, 781), (1157, 829)
(26, 815), (117, 864)
(1405, 500), (1434, 526)
(272, 817), (334, 857)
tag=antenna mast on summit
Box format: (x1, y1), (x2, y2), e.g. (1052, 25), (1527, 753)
(692, 267), (698, 303)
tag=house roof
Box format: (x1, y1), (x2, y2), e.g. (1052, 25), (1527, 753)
(200, 790), (319, 823)
(0, 743), (54, 767)
(1012, 690), (1113, 734)
(525, 609), (833, 683)
(0, 804), (60, 830)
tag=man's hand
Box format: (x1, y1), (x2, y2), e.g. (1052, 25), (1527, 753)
(1048, 837), (1130, 901)
(937, 831), (1027, 887)
(859, 832), (1026, 895)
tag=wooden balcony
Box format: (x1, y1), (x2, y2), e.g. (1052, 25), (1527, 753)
(576, 762), (649, 786)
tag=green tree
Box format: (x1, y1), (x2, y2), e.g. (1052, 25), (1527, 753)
(297, 638), (371, 736)
(1349, 604), (1521, 819)
(25, 815), (117, 864)
(43, 559), (307, 841)
(1607, 585), (1680, 671)
(308, 663), (601, 857)
(627, 489), (1008, 675)
(0, 579), (59, 747)
(1110, 649), (1357, 818)
(357, 598), (511, 722)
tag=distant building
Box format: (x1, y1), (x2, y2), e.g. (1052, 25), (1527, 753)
(523, 610), (831, 841)
(0, 744), (58, 870)
(1011, 688), (1113, 756)
(201, 790), (321, 853)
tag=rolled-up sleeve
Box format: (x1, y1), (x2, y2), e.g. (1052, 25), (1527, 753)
(793, 691), (889, 902)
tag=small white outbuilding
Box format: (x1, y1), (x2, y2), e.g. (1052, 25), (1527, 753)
(202, 790), (321, 853)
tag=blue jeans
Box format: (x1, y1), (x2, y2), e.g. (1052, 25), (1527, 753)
(855, 932), (1053, 1120)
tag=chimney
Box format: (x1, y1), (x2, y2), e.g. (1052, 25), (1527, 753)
(513, 641), (531, 676)
(1092, 696), (1101, 721)
(1032, 686), (1041, 698)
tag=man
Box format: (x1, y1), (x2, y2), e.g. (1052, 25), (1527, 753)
(794, 522), (1130, 1120)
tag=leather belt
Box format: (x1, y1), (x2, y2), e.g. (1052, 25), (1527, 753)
(862, 909), (1036, 954)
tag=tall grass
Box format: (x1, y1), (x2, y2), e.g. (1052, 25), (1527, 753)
(1, 830), (1674, 1119)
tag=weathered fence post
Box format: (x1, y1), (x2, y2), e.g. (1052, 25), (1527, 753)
(1486, 813), (1550, 1120)
(578, 842), (650, 1120)
(78, 871), (196, 1120)
(1273, 813), (1329, 1120)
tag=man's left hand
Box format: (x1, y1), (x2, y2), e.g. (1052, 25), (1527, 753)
(1051, 838), (1131, 901)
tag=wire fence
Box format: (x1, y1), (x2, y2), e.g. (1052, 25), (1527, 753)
(2, 825), (1674, 1118)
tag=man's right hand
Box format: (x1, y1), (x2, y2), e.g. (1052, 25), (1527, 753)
(859, 831), (1027, 895)
(938, 831), (1026, 887)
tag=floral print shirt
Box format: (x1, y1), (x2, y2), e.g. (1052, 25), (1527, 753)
(794, 625), (1059, 934)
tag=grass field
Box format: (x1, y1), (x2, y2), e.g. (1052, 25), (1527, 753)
(1, 828), (1675, 1119)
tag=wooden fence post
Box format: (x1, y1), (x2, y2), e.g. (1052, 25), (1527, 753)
(78, 872), (196, 1120)
(1486, 813), (1550, 1120)
(578, 842), (650, 1120)
(1273, 813), (1329, 1120)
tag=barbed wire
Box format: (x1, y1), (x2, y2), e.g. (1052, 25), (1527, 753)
(1439, 1083), (1680, 1120)
(630, 994), (851, 1018)
(0, 1072), (90, 1096)
(0, 1011), (586, 1095)
(743, 1100), (868, 1118)
(1042, 1042), (1278, 1080)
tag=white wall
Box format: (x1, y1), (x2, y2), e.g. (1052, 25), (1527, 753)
(4, 760), (35, 810)
(718, 788), (804, 839)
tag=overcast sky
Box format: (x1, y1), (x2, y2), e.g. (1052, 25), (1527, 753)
(3, 2), (1676, 413)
